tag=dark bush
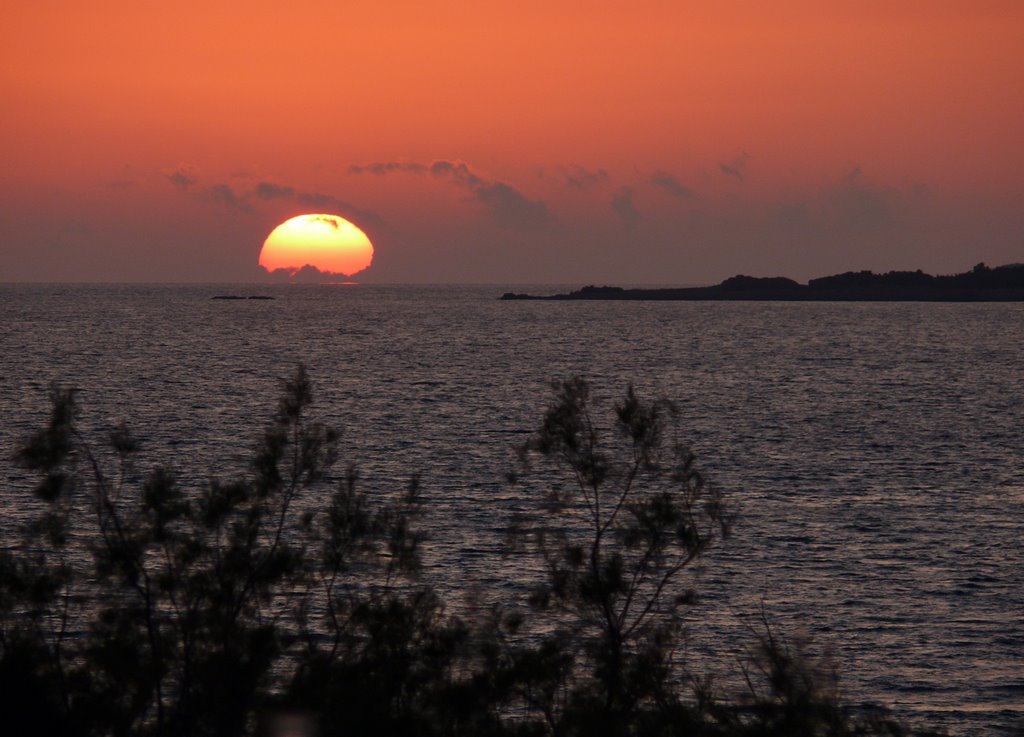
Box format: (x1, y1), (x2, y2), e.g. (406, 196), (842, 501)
(0, 368), (935, 737)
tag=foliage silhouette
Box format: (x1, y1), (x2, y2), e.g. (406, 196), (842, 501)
(499, 378), (731, 736)
(0, 368), (939, 737)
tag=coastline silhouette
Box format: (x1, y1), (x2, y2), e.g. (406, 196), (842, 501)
(502, 262), (1024, 301)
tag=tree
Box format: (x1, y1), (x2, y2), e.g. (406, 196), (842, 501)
(1, 367), (447, 737)
(0, 369), (934, 737)
(500, 378), (732, 736)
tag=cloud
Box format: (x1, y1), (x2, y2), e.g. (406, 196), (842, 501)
(163, 167), (381, 226)
(297, 192), (384, 227)
(650, 170), (693, 198)
(350, 158), (551, 230)
(348, 162), (428, 175)
(611, 187), (640, 228)
(257, 263), (361, 283)
(429, 159), (553, 229)
(719, 152), (751, 181)
(210, 184), (252, 212)
(252, 181), (383, 227)
(428, 159), (483, 187)
(563, 165), (608, 190)
(255, 182), (296, 200)
(766, 166), (904, 246)
(294, 191), (348, 210)
(824, 166), (895, 232)
(309, 214), (340, 230)
(473, 181), (553, 230)
(164, 164), (197, 190)
(293, 264), (333, 282)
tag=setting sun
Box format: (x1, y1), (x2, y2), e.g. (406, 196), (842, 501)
(259, 214), (374, 278)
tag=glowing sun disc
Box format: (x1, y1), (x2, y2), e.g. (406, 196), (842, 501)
(259, 214), (374, 276)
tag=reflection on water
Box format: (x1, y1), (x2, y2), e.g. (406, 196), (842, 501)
(0, 284), (1021, 734)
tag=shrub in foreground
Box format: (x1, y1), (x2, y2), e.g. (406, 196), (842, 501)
(0, 368), (934, 737)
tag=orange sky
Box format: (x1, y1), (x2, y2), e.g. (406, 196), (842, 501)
(2, 1), (1022, 282)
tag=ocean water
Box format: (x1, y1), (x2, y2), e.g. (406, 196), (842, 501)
(1, 283), (1022, 734)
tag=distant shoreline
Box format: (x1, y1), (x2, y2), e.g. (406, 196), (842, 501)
(501, 263), (1024, 302)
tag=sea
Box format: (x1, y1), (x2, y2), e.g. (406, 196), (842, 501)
(1, 284), (1022, 735)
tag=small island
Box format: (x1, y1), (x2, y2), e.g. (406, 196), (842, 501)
(211, 295), (276, 300)
(501, 263), (1024, 302)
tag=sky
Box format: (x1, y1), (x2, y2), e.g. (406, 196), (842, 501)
(1, 1), (1022, 283)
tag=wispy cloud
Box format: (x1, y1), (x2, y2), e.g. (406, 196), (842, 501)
(650, 170), (693, 198)
(259, 263), (359, 282)
(824, 165), (896, 232)
(160, 161), (384, 226)
(257, 185), (379, 226)
(254, 182), (295, 200)
(164, 164), (197, 190)
(611, 187), (640, 228)
(563, 165), (608, 190)
(350, 158), (553, 230)
(210, 184), (252, 212)
(719, 152), (751, 181)
(433, 160), (553, 229)
(348, 162), (428, 175)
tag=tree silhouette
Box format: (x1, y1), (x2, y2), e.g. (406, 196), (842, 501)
(500, 378), (732, 736)
(0, 369), (937, 737)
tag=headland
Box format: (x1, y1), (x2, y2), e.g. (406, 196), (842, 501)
(501, 263), (1024, 301)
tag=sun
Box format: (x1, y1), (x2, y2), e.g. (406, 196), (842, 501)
(259, 214), (374, 277)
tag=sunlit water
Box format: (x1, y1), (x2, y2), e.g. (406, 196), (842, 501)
(1, 284), (1022, 734)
